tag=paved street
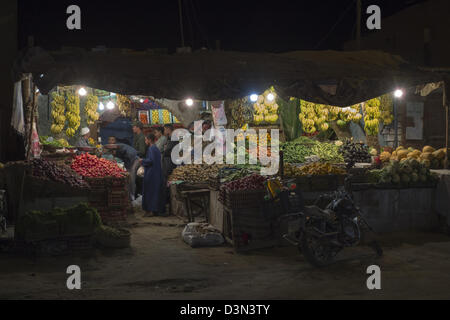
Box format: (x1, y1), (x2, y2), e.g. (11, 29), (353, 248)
(1, 216), (450, 300)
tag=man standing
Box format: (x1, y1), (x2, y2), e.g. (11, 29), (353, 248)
(154, 126), (167, 153)
(160, 124), (178, 215)
(132, 122), (147, 158)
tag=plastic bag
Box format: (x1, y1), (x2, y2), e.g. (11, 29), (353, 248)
(182, 223), (225, 248)
(132, 195), (142, 208)
(137, 166), (144, 177)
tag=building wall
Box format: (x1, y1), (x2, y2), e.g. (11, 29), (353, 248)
(344, 0), (450, 68)
(380, 88), (447, 149)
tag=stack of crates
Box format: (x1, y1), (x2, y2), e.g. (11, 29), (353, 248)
(86, 175), (131, 226)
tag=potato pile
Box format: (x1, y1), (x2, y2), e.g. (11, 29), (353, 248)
(379, 145), (447, 169)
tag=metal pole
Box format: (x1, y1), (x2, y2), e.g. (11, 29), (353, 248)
(356, 0), (361, 50)
(444, 82), (448, 170)
(394, 99), (399, 149)
(178, 0), (185, 48)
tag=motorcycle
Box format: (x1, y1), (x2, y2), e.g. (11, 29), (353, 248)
(265, 178), (382, 267)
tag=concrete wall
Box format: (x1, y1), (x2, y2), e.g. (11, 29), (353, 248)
(344, 0), (450, 67)
(353, 187), (439, 233)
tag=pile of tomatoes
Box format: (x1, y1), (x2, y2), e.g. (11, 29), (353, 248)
(71, 153), (126, 178)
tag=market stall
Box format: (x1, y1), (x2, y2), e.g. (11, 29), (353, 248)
(5, 46), (449, 254)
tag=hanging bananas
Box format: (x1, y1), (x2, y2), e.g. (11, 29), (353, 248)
(65, 92), (81, 137)
(50, 91), (66, 135)
(364, 98), (381, 136)
(85, 94), (99, 125)
(379, 94), (394, 125)
(117, 94), (132, 117)
(252, 89), (279, 125)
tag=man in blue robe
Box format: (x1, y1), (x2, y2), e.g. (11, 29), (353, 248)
(141, 133), (163, 217)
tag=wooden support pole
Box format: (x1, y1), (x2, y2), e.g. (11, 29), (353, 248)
(444, 82), (448, 170)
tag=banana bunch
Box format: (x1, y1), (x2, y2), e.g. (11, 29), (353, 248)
(299, 101), (329, 133)
(117, 94), (132, 117)
(56, 138), (70, 147)
(379, 94), (394, 125)
(85, 95), (99, 125)
(65, 93), (81, 137)
(50, 91), (66, 134)
(251, 89), (279, 124)
(364, 98), (381, 136)
(88, 137), (96, 146)
(162, 110), (171, 124)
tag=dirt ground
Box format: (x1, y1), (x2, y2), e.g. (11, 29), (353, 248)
(1, 213), (450, 300)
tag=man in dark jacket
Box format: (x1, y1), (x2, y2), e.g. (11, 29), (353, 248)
(160, 124), (178, 215)
(107, 136), (140, 200)
(132, 122), (147, 158)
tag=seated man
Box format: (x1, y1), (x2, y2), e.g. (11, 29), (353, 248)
(77, 127), (91, 148)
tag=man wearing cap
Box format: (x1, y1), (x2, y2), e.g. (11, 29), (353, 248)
(77, 127), (91, 148)
(132, 122), (147, 158)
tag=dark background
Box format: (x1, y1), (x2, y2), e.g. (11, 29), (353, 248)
(18, 0), (428, 52)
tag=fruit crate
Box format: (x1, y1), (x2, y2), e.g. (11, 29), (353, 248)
(85, 177), (108, 187)
(223, 189), (266, 210)
(108, 175), (128, 188)
(107, 191), (129, 208)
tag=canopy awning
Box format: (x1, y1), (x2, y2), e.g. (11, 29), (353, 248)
(13, 47), (447, 106)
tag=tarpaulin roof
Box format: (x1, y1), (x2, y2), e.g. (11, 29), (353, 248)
(13, 46), (447, 106)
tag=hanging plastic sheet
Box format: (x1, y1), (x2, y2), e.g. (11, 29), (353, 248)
(11, 81), (25, 135)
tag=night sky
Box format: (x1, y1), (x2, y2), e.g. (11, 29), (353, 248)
(18, 0), (428, 52)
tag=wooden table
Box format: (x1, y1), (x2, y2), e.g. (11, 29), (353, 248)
(180, 189), (210, 223)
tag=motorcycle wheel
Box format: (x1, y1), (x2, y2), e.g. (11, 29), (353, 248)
(299, 227), (338, 268)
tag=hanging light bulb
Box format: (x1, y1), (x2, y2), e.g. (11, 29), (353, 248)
(140, 99), (144, 103)
(98, 102), (105, 111)
(250, 94), (258, 102)
(185, 98), (194, 107)
(394, 89), (404, 98)
(267, 93), (275, 102)
(78, 87), (87, 96)
(107, 101), (115, 110)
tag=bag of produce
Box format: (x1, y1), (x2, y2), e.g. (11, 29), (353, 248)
(182, 223), (224, 248)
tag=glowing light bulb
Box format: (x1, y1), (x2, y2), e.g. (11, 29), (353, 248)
(140, 99), (144, 103)
(78, 87), (87, 96)
(185, 98), (194, 107)
(250, 94), (258, 102)
(98, 102), (105, 111)
(267, 93), (275, 102)
(394, 89), (404, 98)
(107, 101), (115, 110)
